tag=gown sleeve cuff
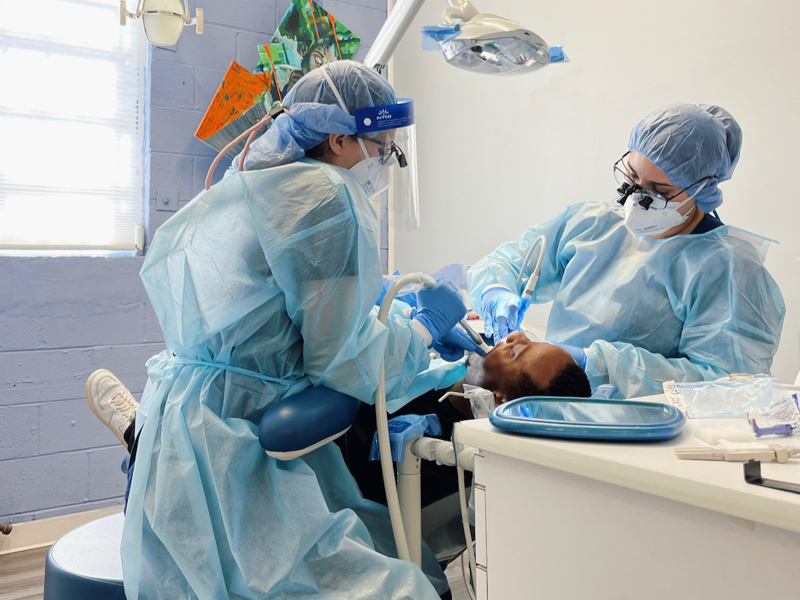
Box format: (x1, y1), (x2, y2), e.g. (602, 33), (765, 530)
(410, 319), (434, 347)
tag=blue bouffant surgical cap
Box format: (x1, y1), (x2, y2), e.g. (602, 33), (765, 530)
(628, 103), (742, 213)
(237, 60), (396, 171)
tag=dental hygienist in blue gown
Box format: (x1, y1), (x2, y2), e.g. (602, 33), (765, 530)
(470, 103), (785, 398)
(122, 61), (479, 600)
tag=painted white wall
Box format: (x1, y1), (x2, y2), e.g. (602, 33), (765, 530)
(391, 0), (800, 383)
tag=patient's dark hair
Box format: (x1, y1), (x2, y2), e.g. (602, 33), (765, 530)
(504, 363), (592, 400)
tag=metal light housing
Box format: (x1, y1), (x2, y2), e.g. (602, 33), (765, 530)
(439, 2), (549, 75)
(364, 0), (550, 75)
(120, 0), (203, 46)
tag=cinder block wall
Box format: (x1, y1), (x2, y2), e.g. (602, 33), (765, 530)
(0, 0), (387, 524)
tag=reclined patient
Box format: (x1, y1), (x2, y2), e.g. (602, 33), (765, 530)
(335, 329), (591, 508)
(89, 330), (590, 448)
(88, 330), (590, 513)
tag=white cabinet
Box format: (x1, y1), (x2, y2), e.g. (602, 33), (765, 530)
(456, 418), (800, 599)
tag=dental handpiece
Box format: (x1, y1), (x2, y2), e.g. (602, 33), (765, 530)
(459, 319), (492, 354)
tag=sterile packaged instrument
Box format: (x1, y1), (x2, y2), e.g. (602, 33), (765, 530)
(747, 393), (800, 437)
(662, 375), (781, 418)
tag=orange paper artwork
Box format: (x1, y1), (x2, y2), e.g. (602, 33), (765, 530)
(194, 62), (272, 141)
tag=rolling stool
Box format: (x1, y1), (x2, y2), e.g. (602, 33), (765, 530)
(42, 387), (356, 600)
(43, 512), (126, 599)
(42, 388), (358, 599)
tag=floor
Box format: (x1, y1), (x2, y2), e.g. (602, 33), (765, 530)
(0, 547), (49, 600)
(0, 546), (471, 600)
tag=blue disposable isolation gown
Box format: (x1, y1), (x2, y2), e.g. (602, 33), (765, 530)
(122, 159), (447, 599)
(468, 202), (785, 398)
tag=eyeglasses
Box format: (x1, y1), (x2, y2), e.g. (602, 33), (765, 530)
(613, 151), (710, 210)
(358, 135), (408, 168)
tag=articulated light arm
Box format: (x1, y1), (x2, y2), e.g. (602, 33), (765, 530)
(364, 0), (427, 73)
(365, 0), (553, 76)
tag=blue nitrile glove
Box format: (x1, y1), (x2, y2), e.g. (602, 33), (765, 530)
(554, 342), (587, 370)
(434, 325), (487, 361)
(480, 287), (521, 344)
(414, 280), (468, 343)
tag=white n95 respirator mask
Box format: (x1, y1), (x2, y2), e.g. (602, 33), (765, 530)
(351, 138), (392, 197)
(624, 193), (695, 237)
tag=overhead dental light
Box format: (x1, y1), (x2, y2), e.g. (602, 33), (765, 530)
(120, 0), (203, 46)
(364, 0), (561, 75)
(435, 1), (550, 75)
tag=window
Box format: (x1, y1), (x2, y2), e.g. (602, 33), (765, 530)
(0, 0), (146, 253)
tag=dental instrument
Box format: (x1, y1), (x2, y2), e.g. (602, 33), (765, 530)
(676, 443), (800, 463)
(515, 235), (546, 328)
(459, 318), (491, 354)
(376, 273), (481, 591)
(744, 460), (800, 495)
(376, 273), (440, 564)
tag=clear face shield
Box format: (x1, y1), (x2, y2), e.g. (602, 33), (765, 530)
(354, 99), (420, 232)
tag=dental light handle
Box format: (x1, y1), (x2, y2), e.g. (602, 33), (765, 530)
(376, 273), (437, 565)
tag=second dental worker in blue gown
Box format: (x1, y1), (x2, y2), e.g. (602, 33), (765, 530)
(122, 61), (477, 600)
(469, 104), (785, 398)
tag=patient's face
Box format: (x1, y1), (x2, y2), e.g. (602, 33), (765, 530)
(464, 331), (573, 402)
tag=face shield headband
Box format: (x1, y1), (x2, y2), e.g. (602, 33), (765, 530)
(316, 65), (419, 231)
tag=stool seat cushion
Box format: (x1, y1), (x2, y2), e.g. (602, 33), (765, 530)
(44, 512), (126, 600)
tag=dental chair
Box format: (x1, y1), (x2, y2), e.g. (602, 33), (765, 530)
(261, 273), (476, 570)
(258, 384), (470, 566)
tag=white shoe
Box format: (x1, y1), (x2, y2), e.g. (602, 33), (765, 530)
(86, 369), (139, 446)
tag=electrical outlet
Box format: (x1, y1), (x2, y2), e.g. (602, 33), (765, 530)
(157, 189), (178, 212)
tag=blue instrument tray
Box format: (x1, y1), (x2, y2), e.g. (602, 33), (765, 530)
(490, 396), (686, 441)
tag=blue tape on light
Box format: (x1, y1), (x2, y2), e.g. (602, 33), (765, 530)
(549, 45), (569, 63)
(421, 24), (461, 51)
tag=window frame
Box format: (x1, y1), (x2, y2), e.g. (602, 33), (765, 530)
(0, 0), (148, 256)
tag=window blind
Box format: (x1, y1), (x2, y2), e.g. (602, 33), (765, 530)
(0, 0), (147, 251)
